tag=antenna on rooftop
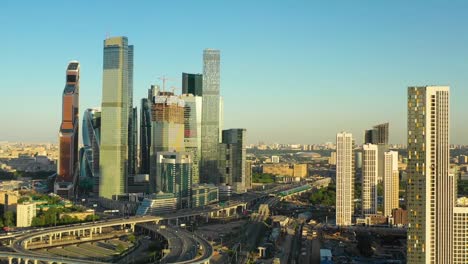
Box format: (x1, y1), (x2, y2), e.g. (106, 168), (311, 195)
(158, 75), (173, 92)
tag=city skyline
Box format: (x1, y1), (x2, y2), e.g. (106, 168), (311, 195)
(2, 1), (468, 145)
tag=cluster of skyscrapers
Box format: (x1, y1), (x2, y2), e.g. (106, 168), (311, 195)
(56, 36), (250, 210)
(335, 86), (468, 263)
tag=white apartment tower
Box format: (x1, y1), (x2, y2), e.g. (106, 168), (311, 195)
(407, 86), (453, 264)
(362, 144), (378, 215)
(383, 151), (399, 217)
(336, 132), (354, 226)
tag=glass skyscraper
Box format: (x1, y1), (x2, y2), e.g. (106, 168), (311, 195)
(182, 72), (203, 96)
(200, 49), (222, 184)
(181, 94), (202, 184)
(155, 152), (192, 209)
(55, 61), (80, 198)
(80, 108), (101, 194)
(100, 36), (133, 199)
(218, 129), (247, 193)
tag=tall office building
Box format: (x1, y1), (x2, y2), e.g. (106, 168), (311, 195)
(128, 107), (137, 175)
(181, 94), (202, 184)
(55, 61), (80, 198)
(336, 132), (354, 226)
(149, 92), (185, 192)
(140, 98), (152, 174)
(155, 152), (192, 208)
(365, 123), (390, 183)
(140, 85), (159, 175)
(80, 108), (101, 194)
(407, 86), (453, 264)
(219, 129), (247, 193)
(383, 151), (399, 217)
(200, 49), (222, 184)
(182, 73), (203, 96)
(365, 123), (389, 145)
(100, 36), (133, 199)
(362, 144), (378, 215)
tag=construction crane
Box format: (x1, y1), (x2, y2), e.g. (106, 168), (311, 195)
(170, 86), (180, 94)
(158, 75), (174, 92)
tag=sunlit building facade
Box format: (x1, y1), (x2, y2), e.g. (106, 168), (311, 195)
(407, 86), (453, 264)
(100, 36), (133, 199)
(336, 132), (354, 226)
(55, 61), (80, 198)
(181, 94), (202, 184)
(149, 92), (185, 192)
(383, 151), (399, 217)
(201, 49), (223, 184)
(362, 144), (378, 215)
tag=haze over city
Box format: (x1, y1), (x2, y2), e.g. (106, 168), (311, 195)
(2, 1), (468, 144)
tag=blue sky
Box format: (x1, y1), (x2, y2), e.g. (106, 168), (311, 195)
(1, 1), (468, 144)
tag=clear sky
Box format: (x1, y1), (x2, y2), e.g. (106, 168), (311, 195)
(1, 1), (468, 144)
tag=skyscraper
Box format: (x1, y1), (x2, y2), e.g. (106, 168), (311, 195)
(362, 144), (378, 215)
(100, 36), (133, 199)
(336, 132), (354, 226)
(182, 73), (203, 96)
(200, 49), (222, 184)
(55, 61), (80, 198)
(128, 107), (138, 175)
(364, 122), (389, 145)
(149, 92), (185, 192)
(140, 98), (152, 174)
(407, 86), (453, 264)
(181, 94), (202, 184)
(80, 108), (101, 194)
(365, 123), (390, 183)
(383, 151), (399, 217)
(219, 129), (247, 193)
(155, 152), (192, 209)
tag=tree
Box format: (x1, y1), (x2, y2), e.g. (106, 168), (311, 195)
(116, 243), (126, 253)
(3, 211), (15, 227)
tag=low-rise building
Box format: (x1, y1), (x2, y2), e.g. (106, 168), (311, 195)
(16, 202), (36, 227)
(135, 192), (177, 216)
(191, 184), (219, 208)
(262, 163), (307, 178)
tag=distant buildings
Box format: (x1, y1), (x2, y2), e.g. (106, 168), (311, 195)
(55, 61), (80, 198)
(219, 129), (247, 193)
(262, 164), (307, 178)
(200, 49), (222, 185)
(407, 86), (453, 263)
(139, 95), (152, 174)
(99, 36), (133, 199)
(336, 132), (354, 226)
(362, 144), (378, 215)
(271, 156), (280, 163)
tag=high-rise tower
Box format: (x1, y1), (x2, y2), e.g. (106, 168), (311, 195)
(407, 86), (453, 264)
(55, 61), (80, 198)
(362, 144), (378, 215)
(182, 73), (203, 96)
(219, 129), (247, 193)
(99, 36), (133, 199)
(383, 151), (399, 217)
(181, 94), (202, 184)
(149, 92), (185, 193)
(200, 49), (222, 184)
(80, 108), (101, 194)
(336, 132), (354, 226)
